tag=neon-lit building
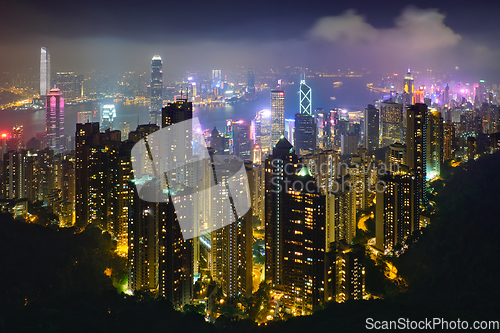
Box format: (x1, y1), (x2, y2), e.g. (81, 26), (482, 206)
(46, 88), (65, 152)
(299, 74), (312, 115)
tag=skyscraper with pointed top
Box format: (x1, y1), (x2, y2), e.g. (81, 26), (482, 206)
(299, 74), (312, 115)
(149, 55), (163, 126)
(40, 47), (51, 96)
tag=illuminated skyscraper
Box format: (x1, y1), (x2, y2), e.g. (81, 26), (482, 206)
(335, 242), (364, 302)
(443, 121), (455, 161)
(380, 100), (403, 147)
(299, 74), (312, 115)
(101, 104), (116, 131)
(375, 172), (417, 253)
(265, 140), (325, 314)
(363, 104), (379, 152)
(40, 47), (50, 96)
(254, 109), (272, 153)
(2, 150), (26, 199)
(46, 88), (65, 152)
(247, 69), (255, 94)
(406, 103), (428, 210)
(212, 69), (222, 95)
(294, 113), (316, 154)
(403, 70), (414, 107)
(271, 90), (285, 146)
(150, 55), (163, 126)
(426, 110), (443, 180)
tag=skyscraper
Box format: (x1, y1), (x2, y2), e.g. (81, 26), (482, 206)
(299, 74), (312, 115)
(247, 69), (255, 94)
(40, 47), (50, 97)
(403, 70), (414, 107)
(46, 88), (65, 152)
(271, 90), (285, 146)
(264, 139), (326, 314)
(426, 110), (443, 180)
(294, 113), (316, 154)
(363, 104), (379, 152)
(212, 69), (222, 95)
(380, 100), (403, 147)
(55, 72), (79, 100)
(150, 55), (163, 126)
(406, 103), (428, 210)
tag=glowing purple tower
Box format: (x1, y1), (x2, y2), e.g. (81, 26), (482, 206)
(46, 87), (65, 152)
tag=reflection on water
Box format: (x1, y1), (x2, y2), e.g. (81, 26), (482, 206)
(0, 75), (383, 144)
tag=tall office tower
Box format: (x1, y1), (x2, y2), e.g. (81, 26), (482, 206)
(247, 69), (255, 94)
(443, 121), (455, 161)
(335, 242), (365, 302)
(271, 90), (285, 147)
(2, 150), (26, 199)
(284, 118), (295, 145)
(341, 133), (358, 156)
(380, 100), (403, 147)
(426, 110), (443, 180)
(55, 72), (78, 100)
(403, 70), (414, 107)
(40, 47), (50, 96)
(254, 109), (272, 153)
(330, 175), (357, 244)
(211, 158), (253, 299)
(315, 109), (326, 149)
(150, 55), (163, 126)
(363, 104), (379, 152)
(375, 172), (417, 253)
(101, 104), (116, 131)
(406, 103), (428, 211)
(294, 113), (316, 154)
(299, 74), (312, 115)
(212, 69), (222, 95)
(232, 120), (252, 160)
(46, 88), (65, 152)
(443, 84), (450, 106)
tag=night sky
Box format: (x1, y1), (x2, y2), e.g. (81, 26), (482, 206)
(1, 0), (499, 76)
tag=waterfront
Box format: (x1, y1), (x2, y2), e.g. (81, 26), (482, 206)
(0, 75), (383, 144)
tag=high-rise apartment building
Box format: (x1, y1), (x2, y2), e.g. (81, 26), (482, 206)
(406, 103), (428, 210)
(380, 100), (403, 147)
(363, 104), (379, 152)
(426, 110), (443, 180)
